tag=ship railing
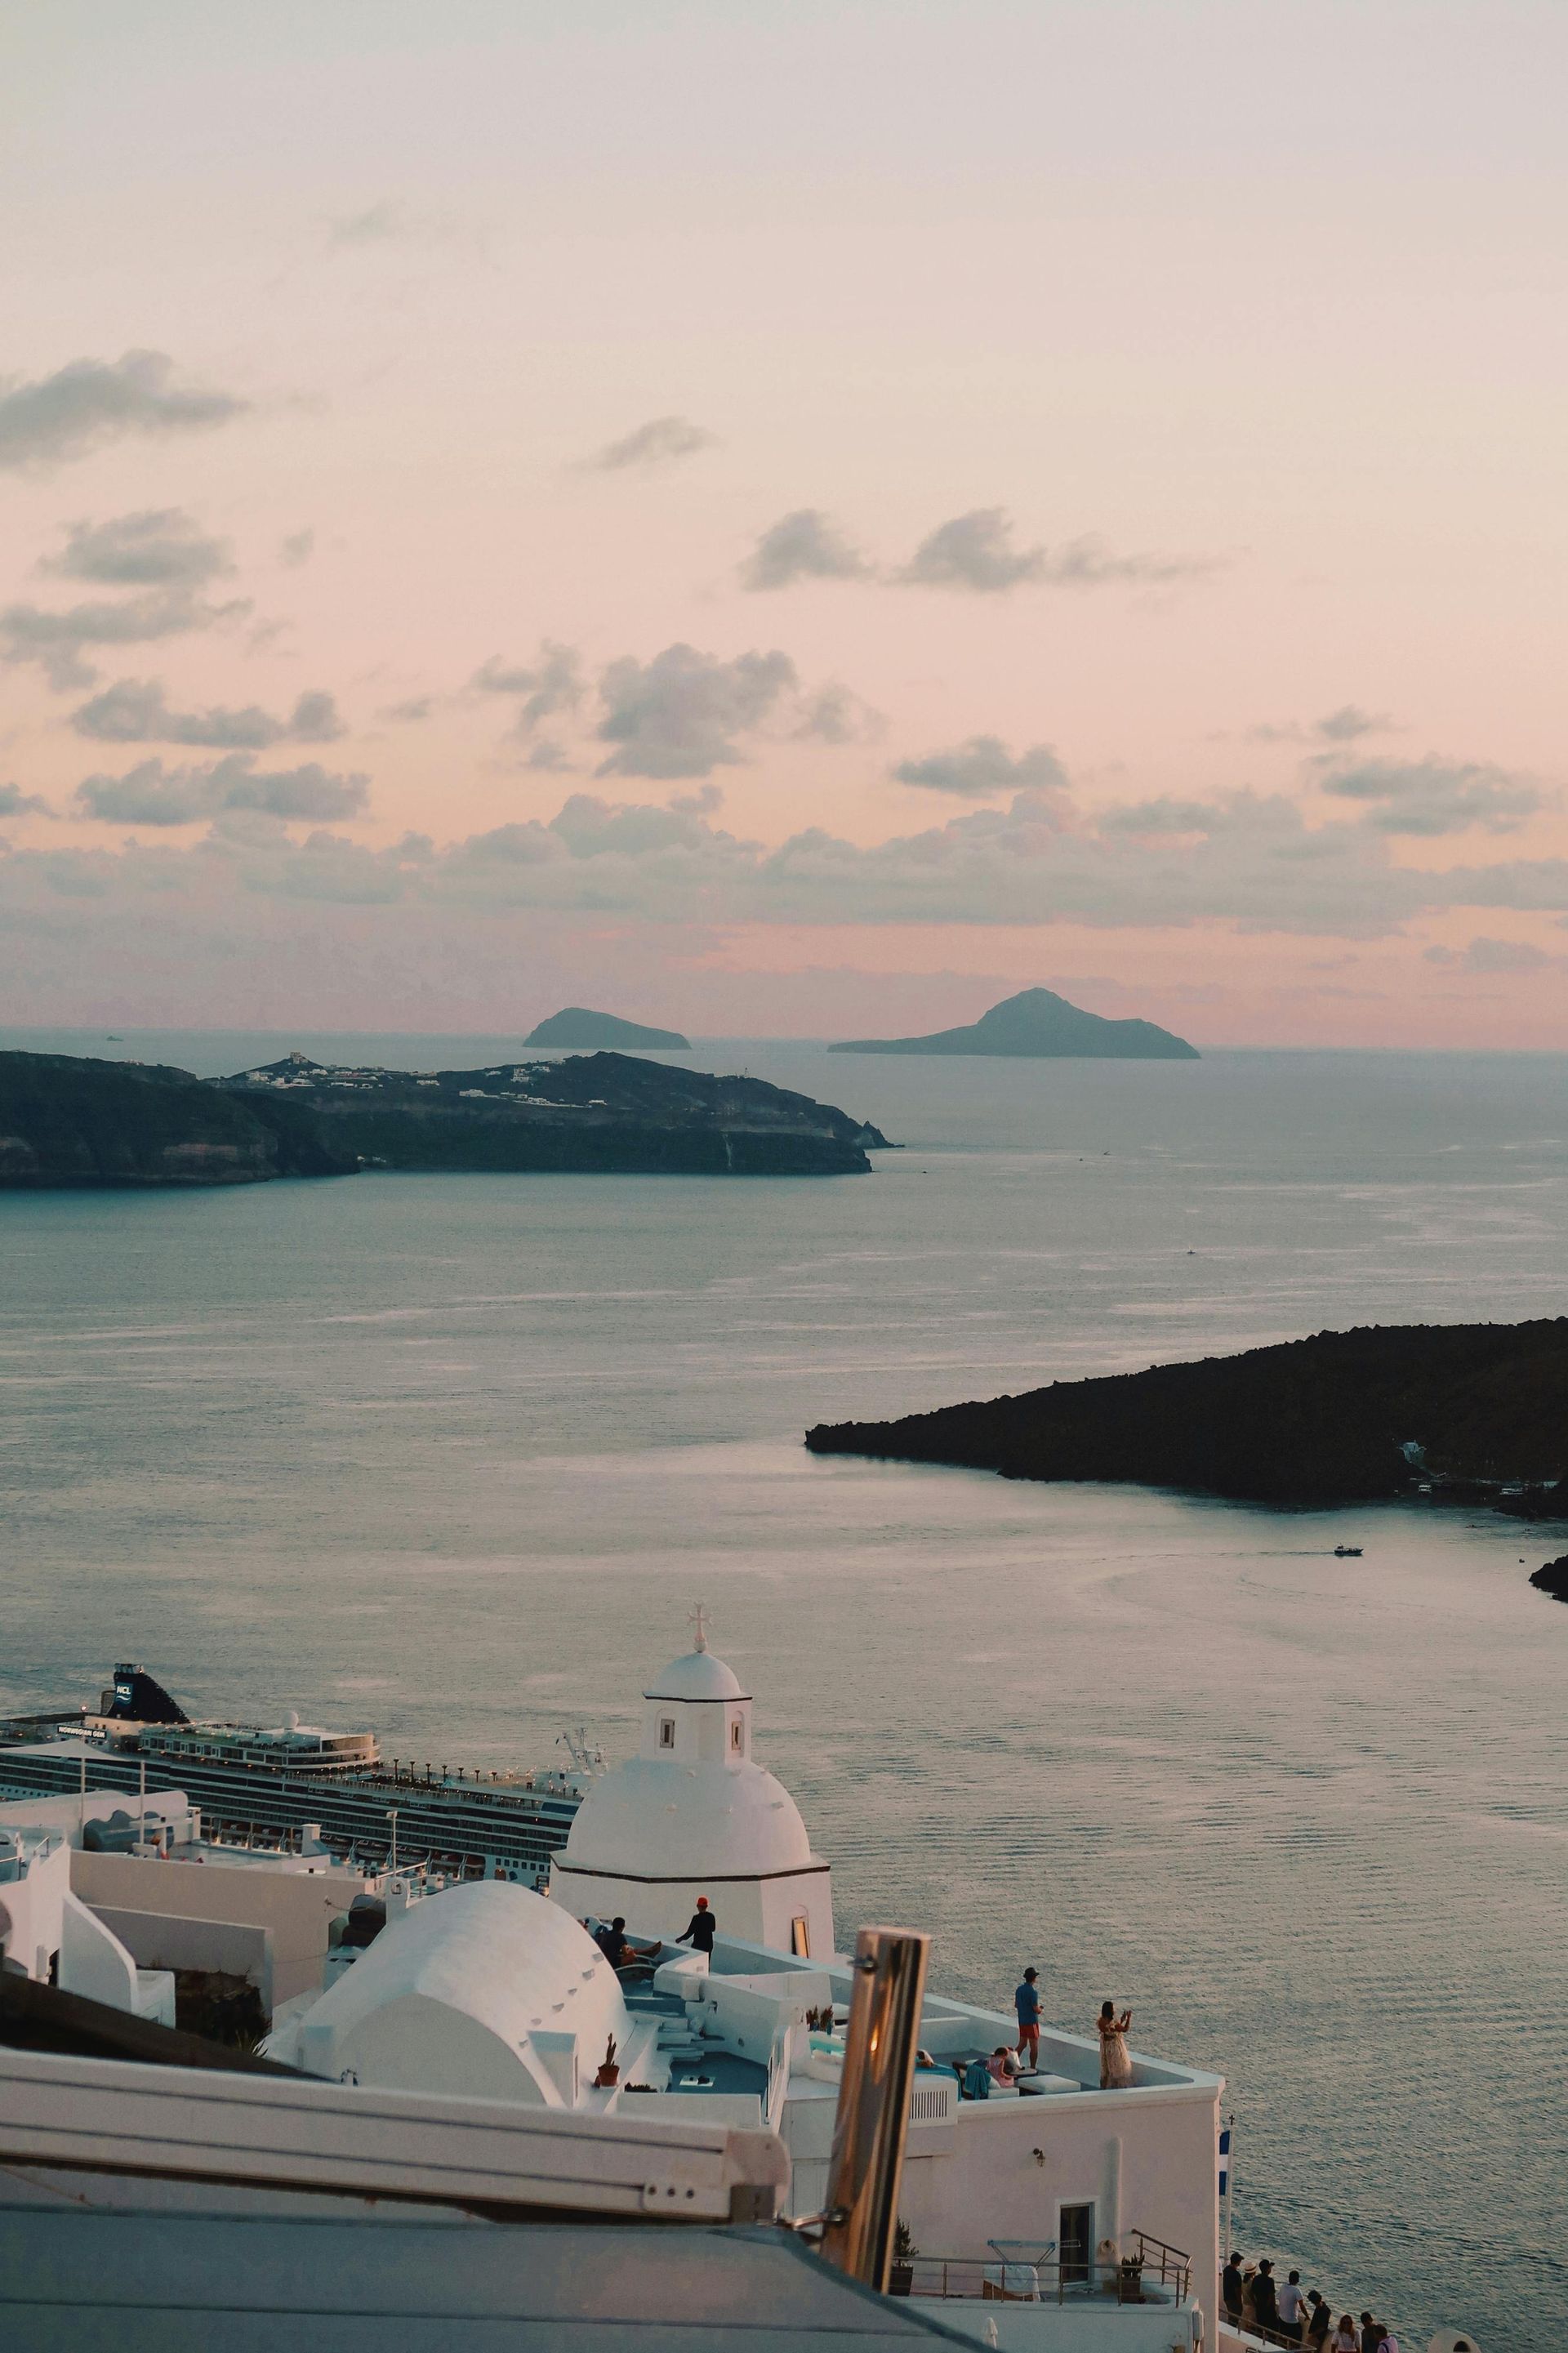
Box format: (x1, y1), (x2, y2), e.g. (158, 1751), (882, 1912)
(900, 2234), (1191, 2306)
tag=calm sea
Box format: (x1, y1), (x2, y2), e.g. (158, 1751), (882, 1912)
(2, 1030), (1566, 2348)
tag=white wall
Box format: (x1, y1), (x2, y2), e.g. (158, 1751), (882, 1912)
(71, 1849), (366, 2003)
(557, 1866), (832, 1960)
(91, 1905), (274, 2019)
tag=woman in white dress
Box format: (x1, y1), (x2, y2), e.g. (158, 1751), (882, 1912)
(1097, 1999), (1134, 2088)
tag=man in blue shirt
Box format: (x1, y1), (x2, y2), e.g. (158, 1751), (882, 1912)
(1014, 1966), (1041, 2070)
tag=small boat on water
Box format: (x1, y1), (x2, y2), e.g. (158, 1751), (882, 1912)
(1334, 1544), (1363, 1558)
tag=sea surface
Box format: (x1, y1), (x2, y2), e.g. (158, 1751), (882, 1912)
(2, 1030), (1566, 2348)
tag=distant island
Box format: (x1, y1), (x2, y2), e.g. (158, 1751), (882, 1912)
(0, 1049), (889, 1186)
(806, 1320), (1568, 1513)
(828, 986), (1198, 1059)
(524, 1007), (691, 1049)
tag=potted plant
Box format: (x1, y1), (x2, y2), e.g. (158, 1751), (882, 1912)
(889, 2219), (917, 2297)
(594, 2034), (620, 2088)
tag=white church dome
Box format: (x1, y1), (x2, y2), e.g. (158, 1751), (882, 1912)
(563, 1754), (813, 1880)
(644, 1648), (748, 1703)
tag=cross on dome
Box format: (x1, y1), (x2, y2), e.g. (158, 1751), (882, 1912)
(688, 1601), (710, 1653)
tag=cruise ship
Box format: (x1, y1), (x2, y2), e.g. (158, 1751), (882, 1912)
(0, 1662), (599, 1883)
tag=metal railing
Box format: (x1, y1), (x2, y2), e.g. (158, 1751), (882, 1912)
(899, 2231), (1192, 2306)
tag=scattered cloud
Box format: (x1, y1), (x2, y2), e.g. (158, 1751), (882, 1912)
(899, 507), (1046, 593)
(1318, 755), (1543, 836)
(740, 509), (873, 590)
(472, 643), (584, 733)
(794, 682), (882, 745)
(0, 587), (249, 691)
(323, 201), (470, 252)
(380, 695), (435, 724)
(594, 644), (796, 778)
(75, 754), (368, 828)
(0, 782), (52, 817)
(1243, 705), (1396, 746)
(11, 776), (1568, 944)
(0, 351), (248, 471)
(893, 736), (1068, 802)
(278, 528), (316, 567)
(1030, 535), (1224, 589)
(44, 508), (231, 588)
(1423, 936), (1556, 974)
(577, 415), (719, 472)
(70, 679), (345, 750)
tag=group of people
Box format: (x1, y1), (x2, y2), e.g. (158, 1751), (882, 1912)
(590, 1894), (718, 1973)
(1223, 2255), (1403, 2353)
(1012, 1968), (1134, 2090)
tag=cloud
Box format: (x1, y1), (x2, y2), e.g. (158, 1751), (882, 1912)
(1030, 535), (1223, 589)
(380, 695), (435, 724)
(0, 588), (248, 691)
(577, 416), (718, 472)
(897, 509), (1219, 595)
(899, 507), (1046, 593)
(1423, 936), (1555, 974)
(794, 682), (882, 745)
(0, 782), (52, 817)
(595, 643), (797, 778)
(278, 528), (315, 567)
(1319, 755), (1543, 836)
(1244, 705), (1396, 746)
(740, 509), (874, 590)
(44, 508), (231, 588)
(75, 754), (368, 827)
(472, 643), (584, 733)
(0, 351), (248, 471)
(70, 679), (345, 750)
(893, 736), (1068, 801)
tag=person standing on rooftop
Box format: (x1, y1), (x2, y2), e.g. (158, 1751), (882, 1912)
(1279, 2268), (1306, 2344)
(1014, 1967), (1041, 2070)
(1097, 1998), (1134, 2088)
(682, 1894), (717, 1954)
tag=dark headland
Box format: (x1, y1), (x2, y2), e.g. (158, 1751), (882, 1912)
(829, 985), (1198, 1059)
(0, 1049), (888, 1185)
(524, 1006), (691, 1049)
(807, 1320), (1568, 1517)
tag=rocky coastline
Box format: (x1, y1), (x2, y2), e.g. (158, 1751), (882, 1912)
(0, 1048), (889, 1186)
(806, 1319), (1568, 1517)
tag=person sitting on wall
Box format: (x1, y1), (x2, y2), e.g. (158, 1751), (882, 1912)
(681, 1895), (717, 1954)
(593, 1916), (658, 1975)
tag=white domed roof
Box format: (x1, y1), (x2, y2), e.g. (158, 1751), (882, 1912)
(644, 1647), (749, 1702)
(272, 1883), (629, 2099)
(563, 1756), (813, 1879)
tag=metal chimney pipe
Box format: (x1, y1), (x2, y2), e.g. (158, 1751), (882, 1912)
(817, 1924), (931, 2293)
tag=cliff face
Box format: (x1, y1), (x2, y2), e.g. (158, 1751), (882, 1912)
(0, 1053), (355, 1188)
(829, 986), (1199, 1060)
(214, 1050), (889, 1175)
(806, 1320), (1568, 1506)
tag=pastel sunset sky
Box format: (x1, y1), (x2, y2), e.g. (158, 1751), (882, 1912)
(4, 0), (1566, 1044)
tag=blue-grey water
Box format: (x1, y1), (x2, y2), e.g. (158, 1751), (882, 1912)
(2, 1032), (1566, 2349)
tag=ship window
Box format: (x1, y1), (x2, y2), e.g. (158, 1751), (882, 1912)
(658, 1716), (676, 1749)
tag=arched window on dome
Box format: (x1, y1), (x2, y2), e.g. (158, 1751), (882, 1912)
(658, 1716), (676, 1749)
(729, 1716), (744, 1755)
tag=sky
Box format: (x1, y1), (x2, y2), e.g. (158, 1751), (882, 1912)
(3, 0), (1567, 1045)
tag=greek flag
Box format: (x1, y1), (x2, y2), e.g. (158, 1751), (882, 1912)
(1218, 2126), (1231, 2196)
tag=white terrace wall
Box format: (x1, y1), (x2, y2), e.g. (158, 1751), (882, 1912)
(71, 1851), (367, 2004)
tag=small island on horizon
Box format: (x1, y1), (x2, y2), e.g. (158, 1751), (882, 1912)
(828, 985), (1199, 1060)
(524, 1007), (691, 1050)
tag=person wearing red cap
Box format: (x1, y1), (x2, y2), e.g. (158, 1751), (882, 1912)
(682, 1896), (717, 1954)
